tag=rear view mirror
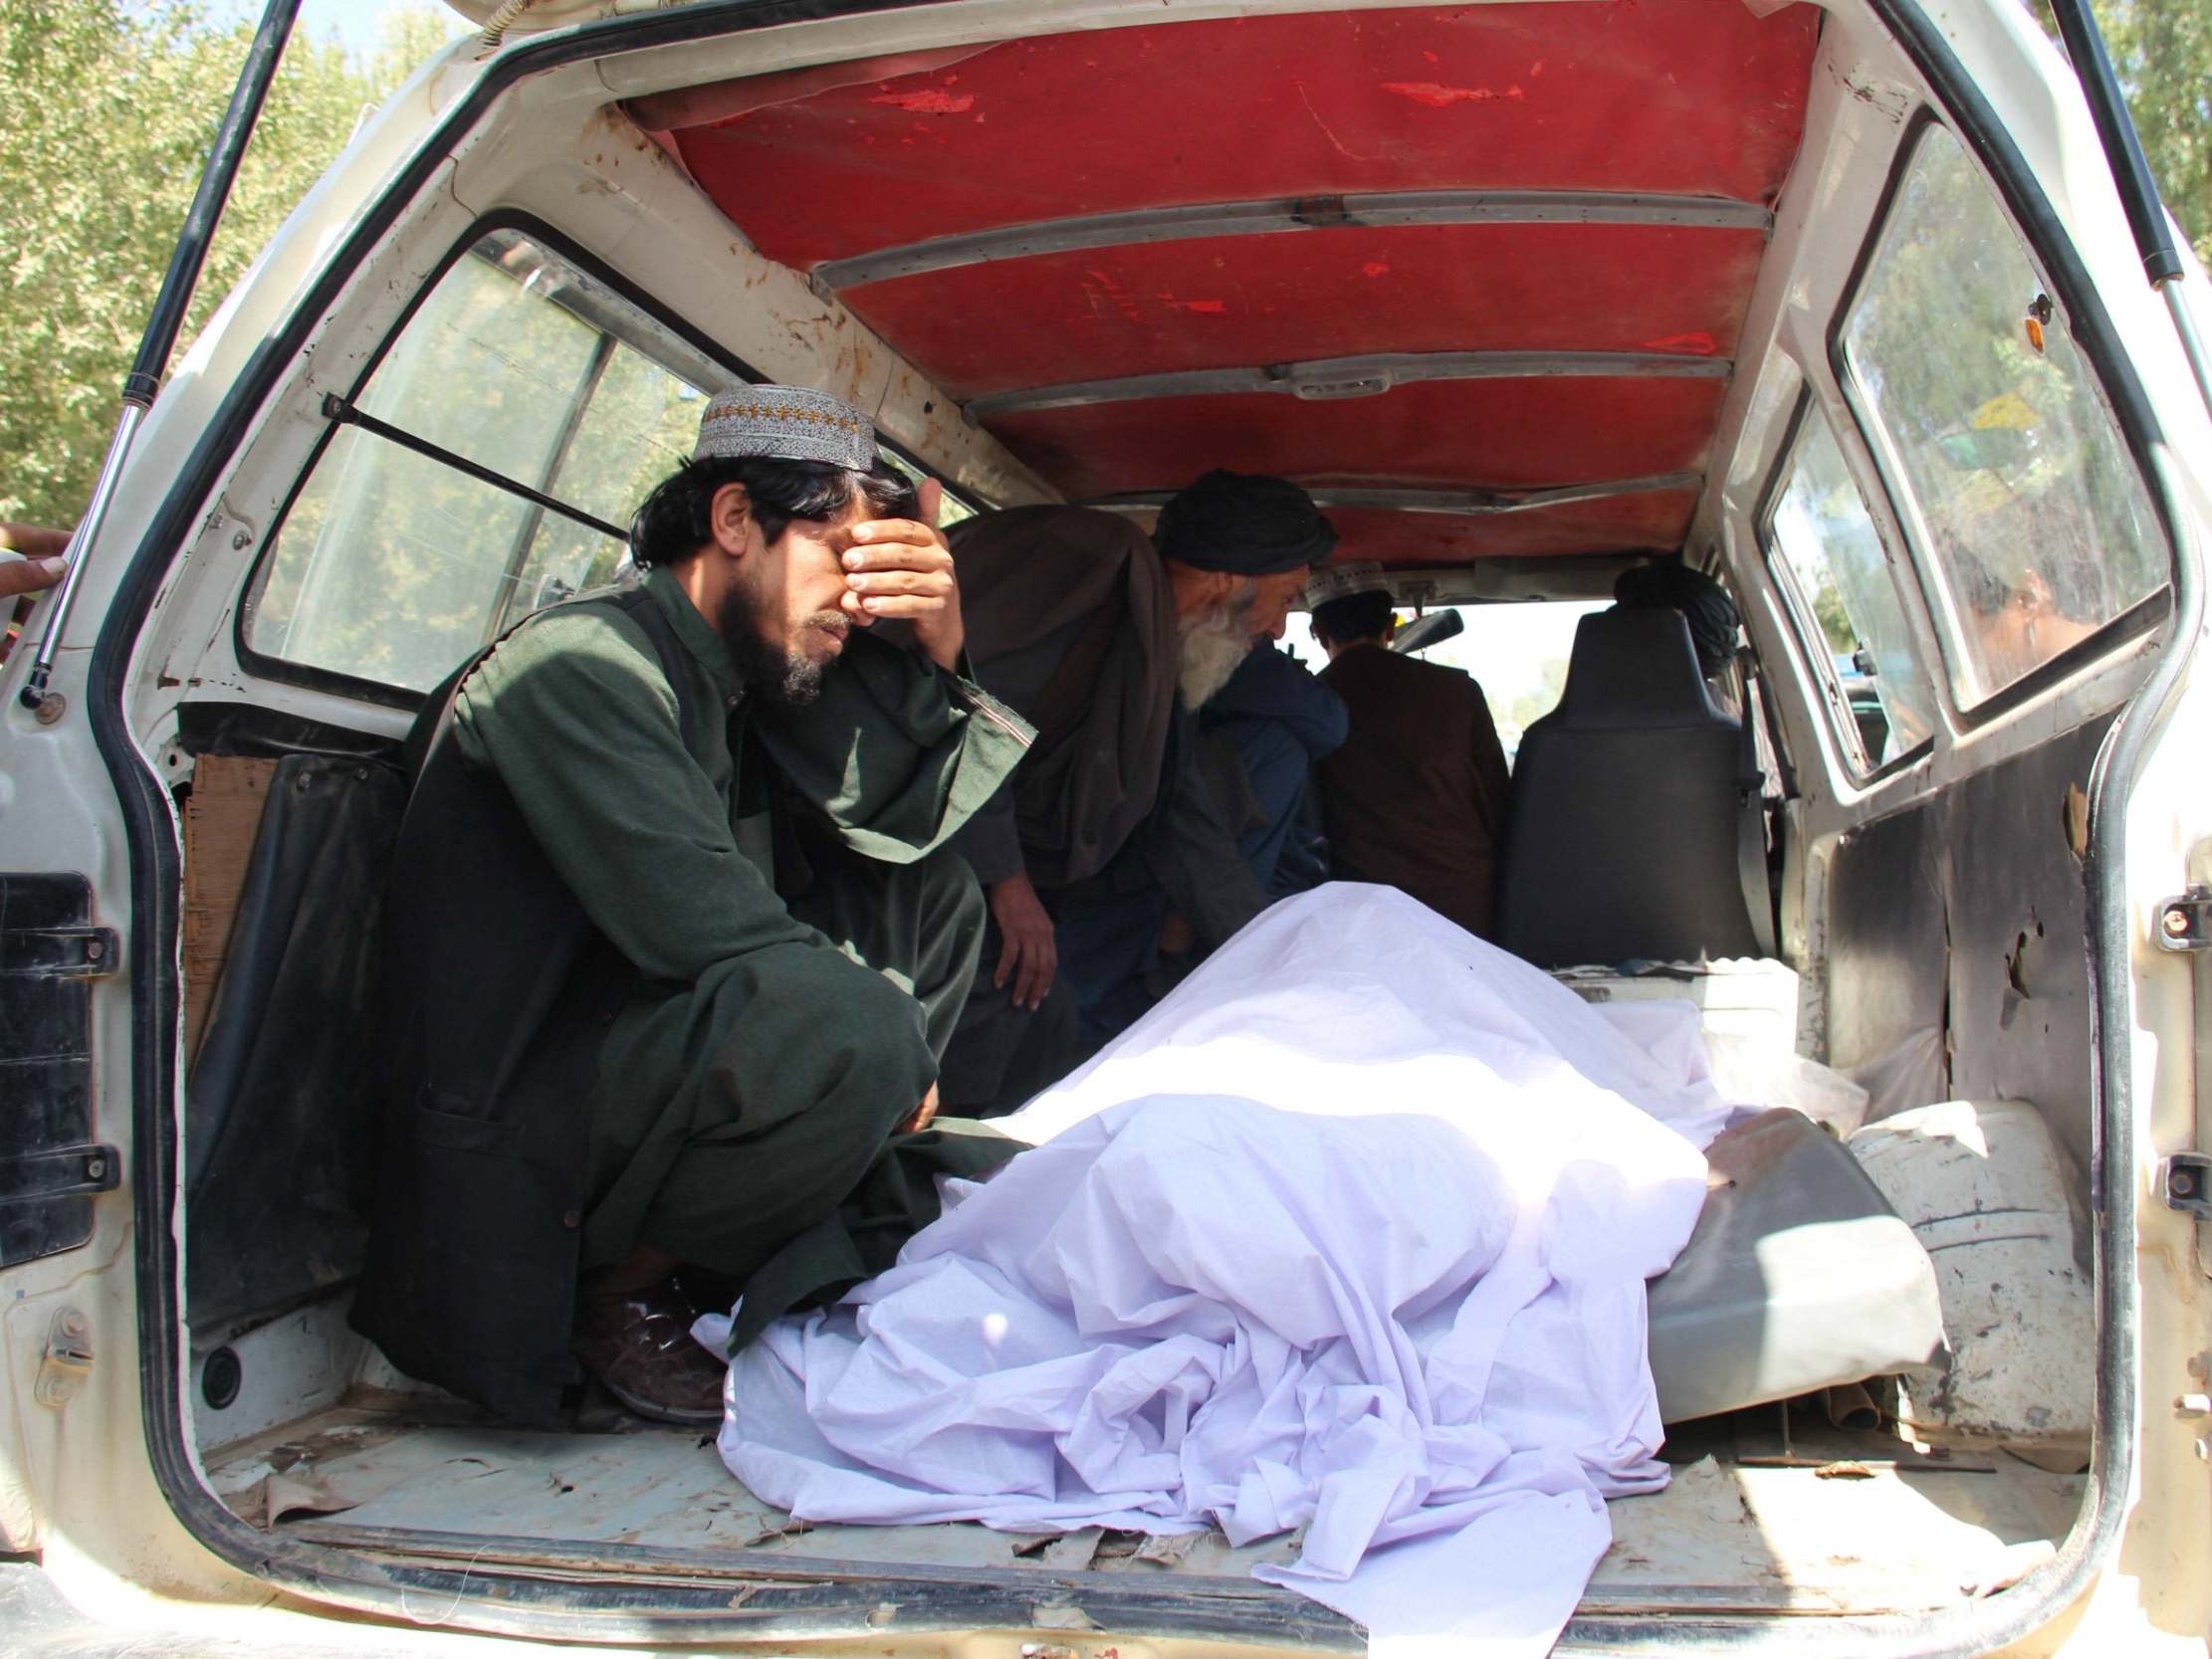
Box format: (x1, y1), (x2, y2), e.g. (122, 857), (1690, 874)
(1394, 610), (1464, 655)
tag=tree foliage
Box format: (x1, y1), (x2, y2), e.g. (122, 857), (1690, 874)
(0, 2), (458, 525)
(2105, 0), (2212, 268)
(2029, 0), (2211, 267)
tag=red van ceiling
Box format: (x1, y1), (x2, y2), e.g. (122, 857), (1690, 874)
(658, 2), (1821, 566)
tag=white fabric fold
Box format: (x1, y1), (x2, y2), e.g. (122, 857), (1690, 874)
(704, 884), (1724, 1655)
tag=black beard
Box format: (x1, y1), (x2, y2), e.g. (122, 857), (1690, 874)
(717, 585), (826, 708)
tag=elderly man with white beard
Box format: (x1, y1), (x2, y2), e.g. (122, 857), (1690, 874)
(937, 473), (1334, 1109)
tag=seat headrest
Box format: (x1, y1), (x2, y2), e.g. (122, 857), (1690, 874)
(1550, 609), (1730, 729)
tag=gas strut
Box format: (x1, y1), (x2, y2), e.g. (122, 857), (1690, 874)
(18, 0), (305, 718)
(2046, 0), (2212, 421)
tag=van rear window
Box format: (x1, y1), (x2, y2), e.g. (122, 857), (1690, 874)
(1839, 125), (2165, 710)
(1283, 599), (1603, 769)
(243, 230), (742, 694)
(246, 229), (721, 693)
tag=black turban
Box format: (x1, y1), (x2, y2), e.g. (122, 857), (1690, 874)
(1615, 560), (1741, 679)
(1154, 470), (1337, 575)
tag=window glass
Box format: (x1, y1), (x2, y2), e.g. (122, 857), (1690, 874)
(247, 231), (717, 693)
(503, 336), (709, 624)
(1284, 599), (1606, 768)
(1767, 410), (1935, 772)
(1841, 126), (2164, 707)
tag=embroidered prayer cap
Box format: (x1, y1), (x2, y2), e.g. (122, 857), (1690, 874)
(693, 384), (877, 471)
(1154, 470), (1337, 576)
(1303, 560), (1389, 610)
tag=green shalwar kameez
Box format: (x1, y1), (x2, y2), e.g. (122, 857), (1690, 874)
(450, 569), (1031, 1347)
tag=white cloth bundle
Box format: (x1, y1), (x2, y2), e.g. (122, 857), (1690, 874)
(703, 885), (1726, 1655)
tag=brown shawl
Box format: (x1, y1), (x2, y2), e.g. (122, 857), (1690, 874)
(950, 507), (1178, 888)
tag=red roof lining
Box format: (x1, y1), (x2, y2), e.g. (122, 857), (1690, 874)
(671, 4), (1820, 269)
(837, 223), (1764, 401)
(656, 3), (1820, 558)
(1319, 496), (1700, 562)
(1106, 491), (1698, 565)
(987, 378), (1729, 503)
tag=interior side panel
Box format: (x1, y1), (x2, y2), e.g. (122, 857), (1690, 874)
(1943, 720), (2107, 1181)
(1826, 718), (2110, 1177)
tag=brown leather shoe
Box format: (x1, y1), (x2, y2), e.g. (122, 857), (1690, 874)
(572, 1278), (728, 1426)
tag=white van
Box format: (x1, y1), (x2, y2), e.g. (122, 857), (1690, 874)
(3, 0), (2209, 1653)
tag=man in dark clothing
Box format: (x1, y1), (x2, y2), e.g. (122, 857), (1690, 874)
(1308, 565), (1514, 938)
(1196, 638), (1347, 893)
(353, 386), (1032, 1429)
(939, 472), (1335, 1103)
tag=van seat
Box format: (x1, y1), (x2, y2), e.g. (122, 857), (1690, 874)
(1497, 609), (1761, 968)
(1649, 1108), (1945, 1424)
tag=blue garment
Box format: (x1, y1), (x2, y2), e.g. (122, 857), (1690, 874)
(1204, 640), (1352, 756)
(1199, 642), (1349, 892)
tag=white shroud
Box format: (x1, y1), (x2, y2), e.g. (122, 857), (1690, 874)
(703, 885), (1725, 1656)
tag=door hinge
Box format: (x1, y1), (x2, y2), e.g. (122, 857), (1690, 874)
(33, 1308), (93, 1408)
(0, 1146), (121, 1204)
(0, 924), (119, 978)
(2157, 887), (2211, 952)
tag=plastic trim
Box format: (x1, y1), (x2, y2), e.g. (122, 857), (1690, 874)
(965, 349), (1732, 424)
(809, 189), (1775, 294)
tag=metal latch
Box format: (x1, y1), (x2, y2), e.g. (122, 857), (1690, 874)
(0, 1146), (121, 1204)
(2158, 887), (2211, 952)
(33, 1308), (93, 1408)
(0, 925), (119, 979)
(2164, 1153), (2212, 1220)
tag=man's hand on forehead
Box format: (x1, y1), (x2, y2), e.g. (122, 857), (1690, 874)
(841, 481), (963, 670)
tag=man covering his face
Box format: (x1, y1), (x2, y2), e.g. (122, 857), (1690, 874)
(938, 471), (1334, 1106)
(354, 386), (1032, 1429)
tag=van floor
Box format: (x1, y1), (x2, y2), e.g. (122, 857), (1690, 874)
(205, 1395), (2082, 1620)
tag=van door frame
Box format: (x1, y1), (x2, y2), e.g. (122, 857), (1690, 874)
(78, 0), (2198, 1651)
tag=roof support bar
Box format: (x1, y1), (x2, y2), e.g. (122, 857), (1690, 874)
(2047, 0), (2212, 421)
(809, 189), (1775, 296)
(1083, 474), (1705, 518)
(965, 351), (1732, 425)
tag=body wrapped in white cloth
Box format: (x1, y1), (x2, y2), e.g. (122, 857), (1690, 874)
(700, 885), (1730, 1656)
